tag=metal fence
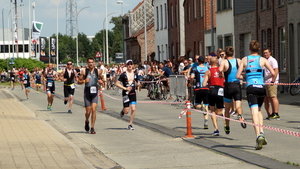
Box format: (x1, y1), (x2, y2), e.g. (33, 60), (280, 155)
(169, 75), (187, 101)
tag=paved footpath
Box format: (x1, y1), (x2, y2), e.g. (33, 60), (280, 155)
(1, 83), (300, 169)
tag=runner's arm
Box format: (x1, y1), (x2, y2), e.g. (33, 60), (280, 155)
(202, 70), (210, 87)
(77, 69), (86, 85)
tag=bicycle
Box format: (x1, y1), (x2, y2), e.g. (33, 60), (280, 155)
(289, 76), (300, 96)
(147, 75), (168, 100)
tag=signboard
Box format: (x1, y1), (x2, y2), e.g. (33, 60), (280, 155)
(95, 51), (102, 58)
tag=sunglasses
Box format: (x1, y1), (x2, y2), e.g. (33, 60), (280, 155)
(220, 54), (225, 56)
(184, 62), (188, 64)
(67, 63), (72, 65)
(127, 62), (133, 65)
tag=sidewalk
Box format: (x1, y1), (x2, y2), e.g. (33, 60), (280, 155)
(0, 89), (93, 168)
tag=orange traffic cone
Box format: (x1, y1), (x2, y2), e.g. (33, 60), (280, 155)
(185, 101), (194, 138)
(99, 88), (106, 110)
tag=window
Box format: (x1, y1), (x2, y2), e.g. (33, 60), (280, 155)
(165, 44), (168, 59)
(217, 0), (231, 11)
(279, 0), (284, 6)
(194, 0), (197, 18)
(261, 0), (267, 9)
(157, 45), (160, 59)
(187, 3), (191, 22)
(156, 7), (159, 30)
(218, 36), (223, 50)
(199, 0), (203, 17)
(171, 5), (174, 27)
(199, 41), (202, 56)
(261, 30), (267, 50)
(224, 35), (232, 47)
(267, 28), (272, 47)
(164, 3), (167, 29)
(160, 5), (163, 30)
(279, 27), (286, 72)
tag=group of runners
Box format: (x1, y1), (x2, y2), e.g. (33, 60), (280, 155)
(188, 40), (276, 150)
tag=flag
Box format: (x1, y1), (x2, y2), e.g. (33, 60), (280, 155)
(32, 21), (43, 44)
(13, 21), (18, 43)
(40, 37), (46, 57)
(50, 37), (56, 57)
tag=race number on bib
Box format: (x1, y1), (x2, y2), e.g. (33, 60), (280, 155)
(48, 82), (53, 87)
(24, 80), (27, 84)
(218, 88), (224, 96)
(70, 84), (75, 89)
(90, 86), (97, 94)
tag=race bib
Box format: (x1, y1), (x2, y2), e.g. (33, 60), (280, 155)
(218, 88), (224, 96)
(253, 85), (263, 88)
(11, 77), (14, 80)
(24, 80), (27, 84)
(48, 82), (53, 87)
(123, 95), (129, 103)
(90, 86), (97, 94)
(70, 84), (75, 89)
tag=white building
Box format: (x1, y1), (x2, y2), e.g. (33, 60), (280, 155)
(153, 0), (169, 61)
(216, 0), (234, 51)
(0, 28), (36, 59)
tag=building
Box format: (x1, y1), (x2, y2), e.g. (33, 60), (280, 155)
(183, 0), (205, 58)
(204, 0), (216, 55)
(153, 0), (169, 62)
(287, 1), (300, 81)
(0, 28), (32, 59)
(123, 0), (155, 63)
(234, 0), (256, 58)
(216, 0), (234, 51)
(168, 0), (185, 62)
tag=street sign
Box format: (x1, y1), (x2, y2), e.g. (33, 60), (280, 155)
(95, 51), (102, 58)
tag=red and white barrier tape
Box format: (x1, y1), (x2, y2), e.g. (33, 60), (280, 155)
(180, 108), (300, 137)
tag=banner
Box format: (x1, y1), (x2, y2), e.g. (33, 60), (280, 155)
(31, 43), (36, 57)
(95, 51), (102, 57)
(32, 21), (43, 44)
(40, 37), (46, 57)
(50, 37), (56, 57)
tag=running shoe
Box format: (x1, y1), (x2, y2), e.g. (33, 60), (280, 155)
(212, 130), (219, 136)
(204, 124), (208, 129)
(128, 124), (135, 130)
(68, 110), (72, 114)
(85, 121), (90, 132)
(224, 126), (230, 134)
(47, 104), (50, 110)
(90, 128), (96, 134)
(120, 110), (124, 118)
(255, 135), (265, 150)
(204, 119), (208, 129)
(269, 113), (280, 120)
(64, 100), (68, 105)
(237, 114), (247, 129)
(49, 106), (53, 111)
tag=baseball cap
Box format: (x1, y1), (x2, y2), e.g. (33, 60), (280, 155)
(198, 56), (205, 63)
(126, 59), (133, 64)
(209, 52), (216, 57)
(189, 58), (193, 61)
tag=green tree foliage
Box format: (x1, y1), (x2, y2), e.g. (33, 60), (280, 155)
(0, 58), (45, 72)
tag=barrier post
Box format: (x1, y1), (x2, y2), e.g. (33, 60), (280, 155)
(185, 101), (194, 138)
(99, 88), (106, 110)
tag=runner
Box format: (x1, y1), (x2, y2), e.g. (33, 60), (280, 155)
(190, 56), (210, 129)
(32, 67), (42, 93)
(18, 67), (25, 90)
(236, 40), (276, 150)
(59, 61), (78, 114)
(202, 57), (224, 136)
(78, 57), (103, 134)
(116, 59), (140, 130)
(43, 63), (59, 111)
(23, 68), (31, 99)
(10, 67), (16, 90)
(219, 46), (247, 134)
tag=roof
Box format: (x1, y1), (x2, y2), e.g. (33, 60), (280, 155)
(130, 23), (154, 38)
(132, 0), (144, 13)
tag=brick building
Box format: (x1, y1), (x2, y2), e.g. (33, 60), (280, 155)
(183, 0), (205, 58)
(257, 0), (288, 83)
(168, 0), (185, 62)
(204, 0), (217, 54)
(123, 0), (155, 63)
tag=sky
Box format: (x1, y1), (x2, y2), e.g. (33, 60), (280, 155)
(2, 0), (140, 37)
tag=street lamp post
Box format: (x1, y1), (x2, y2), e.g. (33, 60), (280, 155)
(56, 0), (63, 71)
(116, 0), (123, 15)
(2, 4), (10, 59)
(105, 0), (109, 64)
(76, 6), (91, 66)
(116, 0), (124, 62)
(144, 0), (147, 61)
(102, 12), (118, 64)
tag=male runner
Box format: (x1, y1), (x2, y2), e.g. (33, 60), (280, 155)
(43, 63), (59, 110)
(78, 57), (103, 134)
(219, 46), (247, 134)
(60, 61), (78, 114)
(33, 67), (42, 93)
(116, 59), (140, 130)
(23, 68), (31, 99)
